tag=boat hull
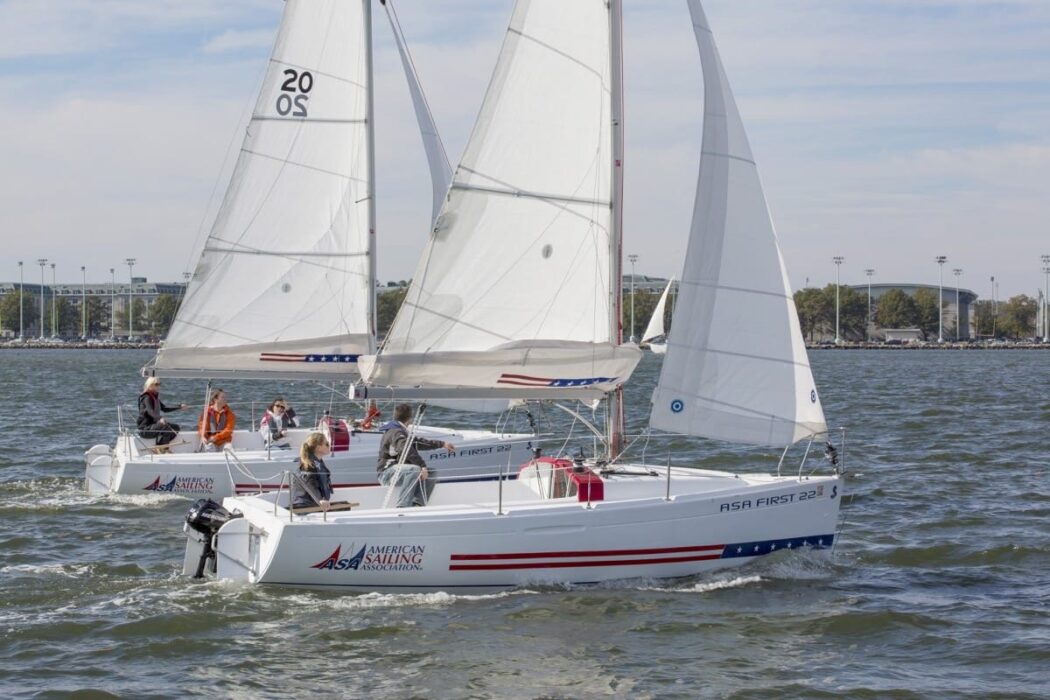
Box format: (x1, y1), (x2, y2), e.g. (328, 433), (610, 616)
(87, 427), (536, 498)
(200, 468), (841, 591)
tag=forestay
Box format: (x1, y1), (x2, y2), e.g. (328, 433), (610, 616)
(155, 0), (374, 378)
(649, 0), (827, 447)
(362, 0), (640, 394)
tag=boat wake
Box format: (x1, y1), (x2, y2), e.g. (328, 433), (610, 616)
(672, 574), (763, 594)
(289, 589), (537, 611)
(0, 477), (183, 512)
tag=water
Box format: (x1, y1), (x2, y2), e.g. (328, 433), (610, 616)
(1, 349), (1047, 698)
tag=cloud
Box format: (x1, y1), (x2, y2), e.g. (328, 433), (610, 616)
(1, 0), (1048, 299)
(202, 29), (277, 55)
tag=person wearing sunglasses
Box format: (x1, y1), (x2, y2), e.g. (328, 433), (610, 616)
(259, 396), (299, 448)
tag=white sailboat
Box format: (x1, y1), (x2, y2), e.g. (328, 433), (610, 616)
(642, 278), (674, 354)
(183, 0), (841, 591)
(85, 0), (536, 498)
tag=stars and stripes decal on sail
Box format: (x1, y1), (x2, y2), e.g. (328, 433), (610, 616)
(260, 352), (360, 364)
(495, 373), (616, 388)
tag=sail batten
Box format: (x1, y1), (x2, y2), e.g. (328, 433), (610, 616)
(649, 0), (826, 448)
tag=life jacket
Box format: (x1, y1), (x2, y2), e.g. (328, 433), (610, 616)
(202, 405), (233, 439)
(360, 403), (381, 430)
(137, 391), (160, 428)
(260, 411), (280, 433)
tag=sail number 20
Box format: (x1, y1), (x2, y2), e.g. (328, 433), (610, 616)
(276, 69), (313, 117)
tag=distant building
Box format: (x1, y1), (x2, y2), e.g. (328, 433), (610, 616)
(0, 279), (187, 337)
(850, 283), (978, 339)
(623, 274), (675, 294)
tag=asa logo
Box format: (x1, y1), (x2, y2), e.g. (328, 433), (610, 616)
(311, 544), (366, 571)
(144, 475), (216, 494)
(145, 475), (178, 492)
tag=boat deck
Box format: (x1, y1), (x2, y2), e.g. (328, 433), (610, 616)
(229, 464), (806, 523)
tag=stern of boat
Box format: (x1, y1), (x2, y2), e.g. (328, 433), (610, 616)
(183, 497), (262, 582)
(84, 444), (119, 494)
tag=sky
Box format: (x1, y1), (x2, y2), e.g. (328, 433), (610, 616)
(1, 0), (1048, 301)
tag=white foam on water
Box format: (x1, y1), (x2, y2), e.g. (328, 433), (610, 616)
(103, 492), (187, 507)
(676, 574), (763, 593)
(305, 588), (537, 611)
(759, 547), (838, 581)
(0, 562), (94, 578)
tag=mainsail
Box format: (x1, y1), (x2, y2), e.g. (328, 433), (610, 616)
(360, 0), (641, 396)
(649, 0), (827, 447)
(154, 0), (375, 378)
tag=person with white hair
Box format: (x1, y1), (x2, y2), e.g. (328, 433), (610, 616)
(136, 377), (188, 448)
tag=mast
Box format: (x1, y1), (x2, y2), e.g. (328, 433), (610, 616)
(364, 0), (378, 348)
(606, 0), (626, 459)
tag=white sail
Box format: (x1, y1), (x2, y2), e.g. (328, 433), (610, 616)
(649, 0), (827, 447)
(362, 0), (641, 394)
(642, 278), (674, 344)
(155, 0), (375, 378)
(382, 0), (452, 223)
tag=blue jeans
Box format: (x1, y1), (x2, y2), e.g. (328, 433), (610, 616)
(379, 464), (436, 507)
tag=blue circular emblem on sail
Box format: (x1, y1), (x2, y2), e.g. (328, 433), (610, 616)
(810, 389), (817, 403)
(670, 399), (684, 414)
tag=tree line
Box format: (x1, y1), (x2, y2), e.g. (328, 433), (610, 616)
(11, 284), (1034, 342)
(793, 285), (1044, 341)
(0, 293), (182, 339)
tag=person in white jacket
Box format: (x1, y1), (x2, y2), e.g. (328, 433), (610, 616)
(259, 397), (299, 448)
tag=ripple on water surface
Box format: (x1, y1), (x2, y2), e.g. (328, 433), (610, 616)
(1, 349), (1049, 698)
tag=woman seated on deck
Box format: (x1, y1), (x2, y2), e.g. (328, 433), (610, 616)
(198, 388), (235, 452)
(136, 377), (187, 450)
(291, 432), (332, 512)
(259, 396), (298, 448)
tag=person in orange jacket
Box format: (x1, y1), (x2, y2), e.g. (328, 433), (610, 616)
(199, 388), (236, 451)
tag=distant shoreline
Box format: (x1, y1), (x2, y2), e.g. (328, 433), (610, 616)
(2, 341), (1047, 351)
(805, 343), (1049, 350)
(0, 342), (159, 350)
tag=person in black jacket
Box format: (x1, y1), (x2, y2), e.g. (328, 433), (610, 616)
(376, 403), (455, 507)
(291, 432), (333, 511)
(136, 377), (188, 447)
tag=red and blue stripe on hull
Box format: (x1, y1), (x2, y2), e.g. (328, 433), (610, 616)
(448, 535), (835, 571)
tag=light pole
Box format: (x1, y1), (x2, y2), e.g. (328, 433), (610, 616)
(125, 258), (136, 340)
(81, 266), (87, 339)
(833, 256), (844, 343)
(990, 275), (997, 339)
(109, 268), (116, 341)
(864, 268), (874, 341)
(953, 268), (962, 341)
(17, 261), (24, 340)
(37, 259), (47, 339)
(627, 253), (638, 342)
(50, 262), (57, 338)
(1042, 255), (1050, 343)
(935, 255), (947, 342)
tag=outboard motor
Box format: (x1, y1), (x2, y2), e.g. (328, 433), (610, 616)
(185, 498), (241, 579)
